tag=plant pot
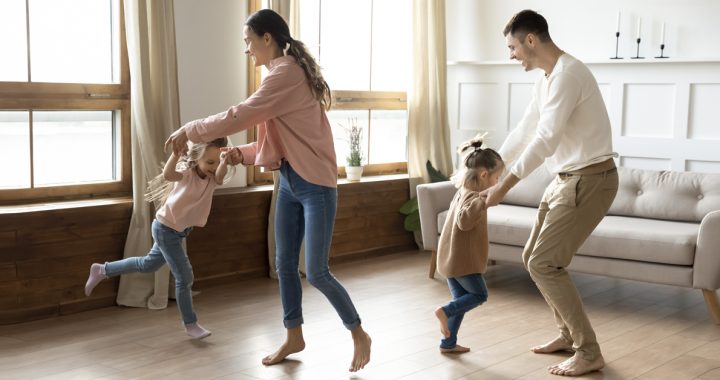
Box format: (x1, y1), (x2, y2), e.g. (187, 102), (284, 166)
(346, 166), (363, 182)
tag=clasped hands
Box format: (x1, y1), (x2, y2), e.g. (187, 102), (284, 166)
(164, 127), (244, 166)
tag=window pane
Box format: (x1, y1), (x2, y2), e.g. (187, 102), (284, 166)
(327, 110), (369, 167)
(298, 0), (320, 60)
(320, 0), (371, 91)
(28, 0), (114, 83)
(33, 111), (115, 186)
(0, 0), (28, 82)
(369, 110), (407, 164)
(0, 112), (30, 188)
(371, 0), (411, 91)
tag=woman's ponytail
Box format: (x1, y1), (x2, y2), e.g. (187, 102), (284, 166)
(287, 39), (332, 110)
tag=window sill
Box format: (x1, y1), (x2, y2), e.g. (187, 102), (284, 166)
(215, 173), (410, 196)
(337, 173), (409, 186)
(0, 196), (133, 215)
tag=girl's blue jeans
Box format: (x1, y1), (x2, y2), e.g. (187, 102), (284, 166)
(105, 220), (197, 325)
(275, 160), (361, 330)
(441, 273), (488, 349)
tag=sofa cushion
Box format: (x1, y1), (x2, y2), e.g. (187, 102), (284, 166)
(481, 204), (698, 266)
(487, 205), (537, 246)
(502, 167), (553, 207)
(610, 167), (720, 223)
(578, 215), (698, 266)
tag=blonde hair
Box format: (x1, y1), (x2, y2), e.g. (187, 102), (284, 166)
(145, 137), (233, 206)
(451, 134), (504, 190)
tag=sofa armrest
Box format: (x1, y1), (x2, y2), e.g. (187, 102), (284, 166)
(417, 181), (457, 251)
(694, 210), (720, 289)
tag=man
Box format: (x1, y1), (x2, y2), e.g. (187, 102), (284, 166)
(484, 9), (619, 377)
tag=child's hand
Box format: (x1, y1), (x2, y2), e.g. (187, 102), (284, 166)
(220, 147), (243, 166)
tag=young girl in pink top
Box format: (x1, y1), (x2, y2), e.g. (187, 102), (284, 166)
(164, 9), (371, 372)
(84, 137), (232, 340)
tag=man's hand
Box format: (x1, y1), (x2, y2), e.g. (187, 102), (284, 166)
(483, 184), (506, 208)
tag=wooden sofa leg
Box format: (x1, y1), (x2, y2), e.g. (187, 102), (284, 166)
(429, 250), (437, 279)
(702, 289), (720, 324)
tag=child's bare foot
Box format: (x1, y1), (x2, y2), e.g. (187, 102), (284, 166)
(531, 335), (573, 354)
(349, 326), (371, 372)
(434, 307), (450, 338)
(440, 344), (470, 354)
(262, 327), (305, 366)
(548, 352), (604, 376)
(84, 263), (106, 296)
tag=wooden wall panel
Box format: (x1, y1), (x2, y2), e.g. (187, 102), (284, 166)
(0, 178), (415, 325)
(0, 200), (132, 324)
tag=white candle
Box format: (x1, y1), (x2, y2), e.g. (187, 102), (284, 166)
(661, 22), (666, 44)
(616, 11), (621, 33)
(636, 17), (642, 39)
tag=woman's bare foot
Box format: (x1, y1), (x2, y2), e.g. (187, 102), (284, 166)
(531, 335), (573, 354)
(434, 307), (450, 338)
(262, 326), (305, 366)
(548, 352), (605, 376)
(440, 344), (470, 354)
(349, 326), (371, 372)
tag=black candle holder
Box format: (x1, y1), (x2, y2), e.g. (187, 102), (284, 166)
(610, 32), (622, 59)
(655, 44), (669, 58)
(631, 38), (644, 59)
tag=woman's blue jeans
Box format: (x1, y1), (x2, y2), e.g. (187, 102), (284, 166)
(105, 220), (197, 325)
(441, 273), (488, 349)
(275, 161), (361, 330)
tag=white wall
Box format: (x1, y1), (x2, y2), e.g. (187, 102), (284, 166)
(446, 0), (720, 62)
(174, 0), (249, 187)
(445, 0), (720, 173)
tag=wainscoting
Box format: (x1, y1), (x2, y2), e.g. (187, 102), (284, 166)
(0, 177), (415, 325)
(447, 59), (720, 173)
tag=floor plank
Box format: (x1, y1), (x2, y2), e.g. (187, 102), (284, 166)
(1, 251), (718, 380)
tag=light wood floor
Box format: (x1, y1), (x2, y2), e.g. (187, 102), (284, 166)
(2, 251), (719, 380)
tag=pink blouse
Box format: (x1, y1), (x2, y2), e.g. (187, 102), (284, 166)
(156, 167), (218, 232)
(183, 55), (337, 188)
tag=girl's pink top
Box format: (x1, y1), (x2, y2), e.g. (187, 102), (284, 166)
(183, 55), (337, 188)
(156, 167), (218, 232)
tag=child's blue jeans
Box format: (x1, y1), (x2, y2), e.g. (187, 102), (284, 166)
(441, 273), (488, 349)
(274, 160), (361, 330)
(105, 220), (197, 324)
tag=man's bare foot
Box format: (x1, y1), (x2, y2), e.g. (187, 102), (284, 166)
(349, 326), (372, 372)
(262, 327), (305, 366)
(434, 307), (450, 338)
(440, 344), (470, 354)
(531, 335), (573, 354)
(548, 352), (604, 376)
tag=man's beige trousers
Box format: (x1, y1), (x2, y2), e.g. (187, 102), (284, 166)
(522, 168), (619, 360)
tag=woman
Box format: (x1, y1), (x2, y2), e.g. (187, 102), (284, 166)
(165, 9), (371, 372)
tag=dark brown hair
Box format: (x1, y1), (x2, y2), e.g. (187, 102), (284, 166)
(453, 135), (504, 190)
(503, 9), (551, 42)
(246, 9), (332, 110)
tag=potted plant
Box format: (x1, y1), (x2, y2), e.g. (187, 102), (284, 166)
(344, 118), (364, 181)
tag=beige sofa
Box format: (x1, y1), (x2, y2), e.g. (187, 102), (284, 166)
(417, 167), (720, 324)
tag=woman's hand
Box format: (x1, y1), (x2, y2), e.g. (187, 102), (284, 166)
(220, 147), (244, 166)
(164, 128), (189, 156)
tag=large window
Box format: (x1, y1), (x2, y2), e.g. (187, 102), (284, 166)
(248, 0), (411, 183)
(0, 0), (130, 202)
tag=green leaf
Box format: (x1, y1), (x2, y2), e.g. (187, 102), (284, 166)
(427, 160), (449, 182)
(399, 197), (418, 215)
(404, 211), (421, 231)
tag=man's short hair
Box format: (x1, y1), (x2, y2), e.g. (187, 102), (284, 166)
(503, 9), (551, 42)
